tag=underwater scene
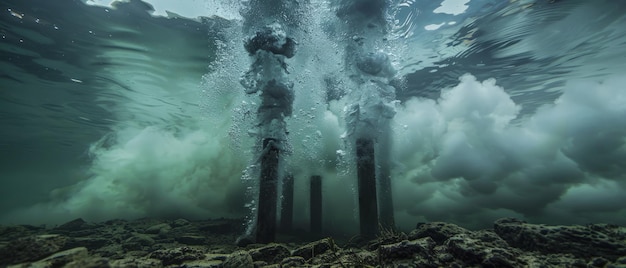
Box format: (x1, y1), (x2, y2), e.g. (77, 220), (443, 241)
(1, 0), (626, 267)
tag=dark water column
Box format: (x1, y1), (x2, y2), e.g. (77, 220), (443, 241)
(280, 173), (294, 232)
(356, 138), (378, 237)
(256, 138), (280, 243)
(310, 175), (322, 234)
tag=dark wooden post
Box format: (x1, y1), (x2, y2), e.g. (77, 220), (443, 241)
(256, 138), (279, 243)
(280, 173), (294, 232)
(378, 126), (395, 230)
(356, 138), (378, 237)
(310, 175), (322, 234)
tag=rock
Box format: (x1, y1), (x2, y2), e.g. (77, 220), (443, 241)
(36, 247), (89, 268)
(122, 233), (155, 251)
(144, 223), (172, 235)
(179, 259), (223, 268)
(588, 256), (610, 268)
(223, 250), (253, 268)
(149, 247), (205, 265)
(470, 230), (509, 248)
(55, 218), (89, 231)
(608, 257), (626, 268)
(378, 237), (436, 263)
(110, 257), (163, 268)
(172, 219), (191, 227)
(0, 225), (42, 241)
(66, 237), (110, 250)
(446, 233), (519, 268)
(368, 229), (409, 250)
(336, 249), (378, 267)
(616, 256), (626, 264)
(409, 222), (469, 245)
(0, 234), (68, 266)
(65, 257), (110, 268)
(292, 237), (337, 260)
(248, 243), (290, 264)
(494, 218), (626, 260)
(280, 256), (305, 267)
(176, 235), (207, 245)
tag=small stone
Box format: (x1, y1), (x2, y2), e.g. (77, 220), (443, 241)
(292, 237), (336, 260)
(588, 257), (610, 268)
(110, 257), (163, 268)
(176, 235), (207, 245)
(281, 256), (305, 267)
(379, 237), (435, 263)
(149, 247), (205, 265)
(172, 219), (191, 227)
(179, 259), (223, 268)
(145, 223), (172, 235)
(408, 222), (469, 245)
(248, 243), (290, 264)
(223, 250), (253, 268)
(66, 237), (110, 250)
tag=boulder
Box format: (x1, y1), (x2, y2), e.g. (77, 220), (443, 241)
(445, 233), (519, 268)
(0, 234), (68, 266)
(494, 218), (626, 260)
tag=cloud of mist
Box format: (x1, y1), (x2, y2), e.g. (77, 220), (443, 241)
(3, 123), (248, 225)
(391, 74), (626, 229)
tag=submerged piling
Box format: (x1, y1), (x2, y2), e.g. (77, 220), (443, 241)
(378, 123), (395, 230)
(356, 138), (378, 236)
(334, 0), (398, 236)
(310, 175), (323, 234)
(280, 173), (294, 232)
(239, 0), (305, 243)
(256, 138), (280, 243)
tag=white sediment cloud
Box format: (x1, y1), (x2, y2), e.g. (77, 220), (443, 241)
(391, 74), (626, 229)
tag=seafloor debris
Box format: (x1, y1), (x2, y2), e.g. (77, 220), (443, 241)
(1, 217), (625, 267)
